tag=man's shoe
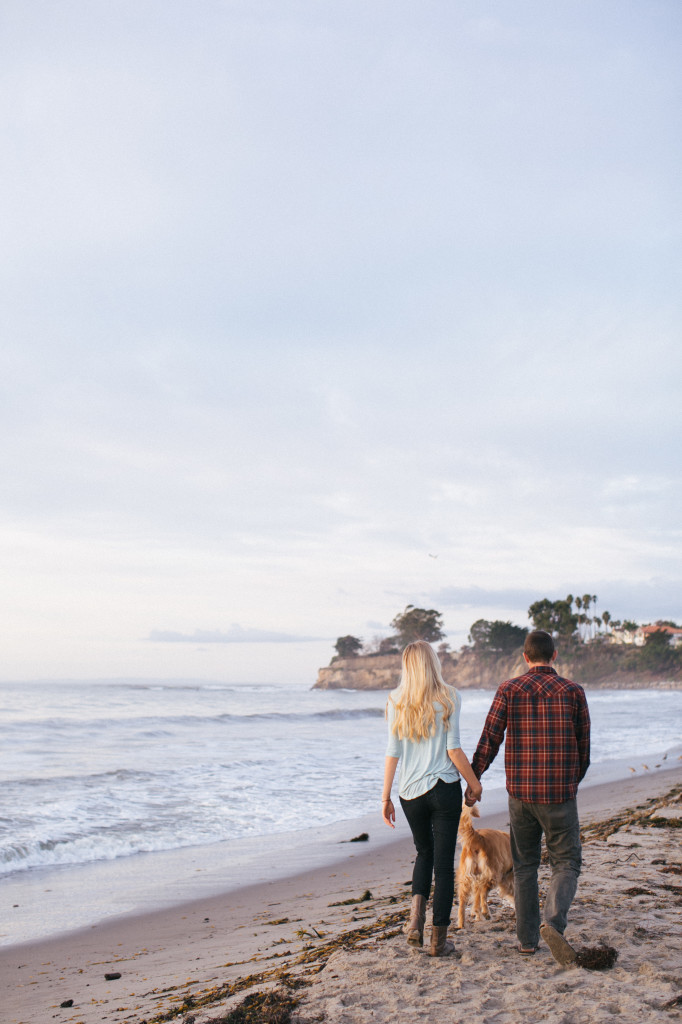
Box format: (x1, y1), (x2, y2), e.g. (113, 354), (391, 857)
(540, 923), (578, 965)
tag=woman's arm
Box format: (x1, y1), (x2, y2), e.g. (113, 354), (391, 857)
(382, 756), (399, 828)
(448, 748), (483, 802)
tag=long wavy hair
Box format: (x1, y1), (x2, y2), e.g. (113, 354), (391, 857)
(387, 640), (455, 741)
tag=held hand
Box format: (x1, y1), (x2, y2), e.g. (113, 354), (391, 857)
(465, 782), (482, 806)
(382, 799), (395, 829)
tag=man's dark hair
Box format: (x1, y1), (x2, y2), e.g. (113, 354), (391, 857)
(524, 629), (555, 663)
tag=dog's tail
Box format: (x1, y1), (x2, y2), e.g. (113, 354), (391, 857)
(458, 804), (481, 845)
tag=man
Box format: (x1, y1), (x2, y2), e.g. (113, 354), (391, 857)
(468, 629), (590, 964)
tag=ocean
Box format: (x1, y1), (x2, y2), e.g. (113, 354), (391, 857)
(1, 678), (681, 947)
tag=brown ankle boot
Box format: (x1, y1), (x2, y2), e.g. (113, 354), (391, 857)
(404, 894), (427, 946)
(428, 925), (456, 957)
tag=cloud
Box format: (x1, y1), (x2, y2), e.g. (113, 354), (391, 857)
(147, 626), (323, 644)
(432, 586), (542, 610)
(0, 2), (680, 682)
(430, 578), (682, 631)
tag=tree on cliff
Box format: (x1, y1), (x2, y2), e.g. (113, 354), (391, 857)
(334, 635), (363, 658)
(528, 597), (578, 640)
(638, 628), (681, 673)
(469, 619), (528, 655)
(390, 605), (445, 648)
(378, 636), (400, 654)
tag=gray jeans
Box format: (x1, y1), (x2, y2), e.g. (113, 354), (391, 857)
(508, 796), (582, 949)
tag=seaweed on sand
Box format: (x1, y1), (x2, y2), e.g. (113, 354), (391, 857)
(206, 987), (300, 1024)
(142, 908), (405, 1023)
(328, 888), (373, 906)
(574, 944), (619, 970)
(580, 784), (682, 844)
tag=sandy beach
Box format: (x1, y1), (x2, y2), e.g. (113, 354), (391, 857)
(2, 767), (681, 1024)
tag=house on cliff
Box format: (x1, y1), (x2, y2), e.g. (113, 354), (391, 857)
(635, 624), (682, 648)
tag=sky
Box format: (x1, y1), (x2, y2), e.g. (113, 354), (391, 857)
(1, 1), (681, 683)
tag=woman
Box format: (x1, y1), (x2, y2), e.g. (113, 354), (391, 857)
(382, 640), (482, 956)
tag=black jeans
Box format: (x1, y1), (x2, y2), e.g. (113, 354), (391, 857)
(400, 779), (462, 927)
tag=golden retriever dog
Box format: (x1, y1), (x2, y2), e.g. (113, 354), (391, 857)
(456, 805), (515, 929)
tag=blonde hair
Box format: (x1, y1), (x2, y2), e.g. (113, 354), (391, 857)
(387, 640), (455, 741)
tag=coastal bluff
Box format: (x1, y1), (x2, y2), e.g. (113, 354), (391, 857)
(314, 651), (525, 691)
(313, 651), (682, 690)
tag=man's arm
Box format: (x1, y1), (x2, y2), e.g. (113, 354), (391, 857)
(471, 688), (508, 780)
(574, 689), (591, 782)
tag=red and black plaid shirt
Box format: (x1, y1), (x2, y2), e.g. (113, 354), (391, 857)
(471, 665), (591, 804)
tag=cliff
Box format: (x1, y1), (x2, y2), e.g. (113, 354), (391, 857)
(313, 650), (682, 690)
(314, 651), (525, 691)
(314, 654), (402, 691)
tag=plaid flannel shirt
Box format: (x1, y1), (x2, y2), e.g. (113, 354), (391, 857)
(471, 665), (591, 804)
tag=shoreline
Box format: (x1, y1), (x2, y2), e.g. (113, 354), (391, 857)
(3, 684), (681, 956)
(2, 765), (681, 1024)
(2, 748), (679, 951)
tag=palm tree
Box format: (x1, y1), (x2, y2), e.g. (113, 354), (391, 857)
(582, 594), (593, 640)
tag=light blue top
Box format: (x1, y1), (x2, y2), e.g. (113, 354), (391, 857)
(385, 687), (462, 800)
